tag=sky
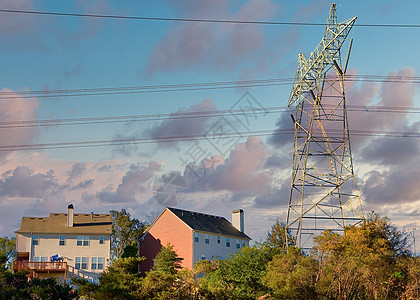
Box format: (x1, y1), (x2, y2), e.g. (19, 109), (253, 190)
(0, 0), (419, 252)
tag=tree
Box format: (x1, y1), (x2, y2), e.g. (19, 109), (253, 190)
(311, 213), (413, 299)
(201, 245), (275, 299)
(142, 244), (190, 299)
(265, 220), (295, 251)
(0, 236), (16, 269)
(110, 209), (146, 259)
(264, 247), (317, 299)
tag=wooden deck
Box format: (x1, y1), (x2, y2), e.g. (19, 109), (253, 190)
(13, 261), (67, 279)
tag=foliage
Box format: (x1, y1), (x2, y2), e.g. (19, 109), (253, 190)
(95, 256), (145, 300)
(110, 209), (146, 259)
(0, 236), (16, 269)
(310, 213), (413, 299)
(153, 243), (183, 275)
(264, 247), (317, 299)
(200, 245), (276, 299)
(0, 264), (76, 300)
(62, 215), (419, 300)
(265, 219), (295, 250)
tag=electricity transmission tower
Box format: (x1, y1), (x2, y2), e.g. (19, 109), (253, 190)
(285, 4), (365, 249)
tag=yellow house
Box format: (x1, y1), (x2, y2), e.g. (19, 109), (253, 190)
(14, 204), (112, 283)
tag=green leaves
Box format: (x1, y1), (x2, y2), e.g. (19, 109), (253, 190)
(110, 209), (146, 260)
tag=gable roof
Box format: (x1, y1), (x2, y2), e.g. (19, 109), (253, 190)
(16, 213), (112, 235)
(167, 207), (250, 240)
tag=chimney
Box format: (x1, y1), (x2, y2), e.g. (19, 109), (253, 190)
(67, 204), (74, 227)
(232, 209), (244, 232)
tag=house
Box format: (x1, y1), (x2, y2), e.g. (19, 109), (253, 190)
(13, 204), (112, 283)
(139, 207), (251, 273)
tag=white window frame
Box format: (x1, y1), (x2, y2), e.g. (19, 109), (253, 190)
(205, 234), (210, 244)
(59, 235), (66, 246)
(236, 239), (240, 249)
(217, 236), (221, 244)
(99, 236), (104, 244)
(194, 232), (199, 243)
(77, 235), (89, 246)
(226, 237), (231, 247)
(76, 257), (88, 269)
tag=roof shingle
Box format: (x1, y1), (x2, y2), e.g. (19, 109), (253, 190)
(167, 207), (250, 240)
(16, 213), (112, 235)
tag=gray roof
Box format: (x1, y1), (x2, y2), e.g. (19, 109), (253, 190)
(167, 207), (250, 240)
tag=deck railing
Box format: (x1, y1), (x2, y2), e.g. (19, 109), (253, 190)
(13, 261), (67, 273)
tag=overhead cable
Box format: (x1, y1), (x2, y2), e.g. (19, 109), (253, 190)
(1, 9), (420, 28)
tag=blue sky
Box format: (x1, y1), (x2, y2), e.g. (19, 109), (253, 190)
(0, 0), (419, 251)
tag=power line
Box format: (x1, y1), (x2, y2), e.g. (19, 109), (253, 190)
(0, 128), (418, 152)
(1, 74), (419, 101)
(1, 9), (420, 28)
(0, 104), (419, 129)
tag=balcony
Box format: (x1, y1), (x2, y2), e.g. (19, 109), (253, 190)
(13, 261), (68, 279)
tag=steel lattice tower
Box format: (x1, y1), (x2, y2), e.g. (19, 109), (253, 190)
(285, 4), (364, 249)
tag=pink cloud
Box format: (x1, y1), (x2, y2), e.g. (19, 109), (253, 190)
(0, 88), (39, 159)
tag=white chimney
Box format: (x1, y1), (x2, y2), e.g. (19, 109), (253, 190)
(232, 209), (244, 232)
(67, 204), (74, 227)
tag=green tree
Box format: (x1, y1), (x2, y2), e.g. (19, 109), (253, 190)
(264, 247), (317, 299)
(142, 244), (193, 299)
(0, 236), (16, 269)
(110, 209), (146, 259)
(94, 256), (145, 300)
(201, 244), (275, 299)
(153, 243), (183, 275)
(312, 213), (412, 299)
(265, 220), (295, 251)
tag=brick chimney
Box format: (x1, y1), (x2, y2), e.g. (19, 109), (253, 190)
(67, 204), (74, 227)
(232, 209), (244, 232)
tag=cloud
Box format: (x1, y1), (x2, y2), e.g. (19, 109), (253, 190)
(146, 0), (278, 76)
(0, 89), (39, 159)
(361, 167), (420, 206)
(147, 98), (217, 148)
(96, 162), (161, 203)
(0, 166), (57, 199)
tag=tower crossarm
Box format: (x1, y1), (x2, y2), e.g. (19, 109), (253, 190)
(287, 4), (356, 107)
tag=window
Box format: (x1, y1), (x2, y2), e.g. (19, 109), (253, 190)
(201, 255), (206, 260)
(34, 256), (47, 262)
(77, 235), (89, 246)
(226, 237), (230, 247)
(205, 234), (209, 244)
(194, 232), (199, 243)
(59, 235), (66, 246)
(99, 236), (104, 244)
(217, 236), (221, 244)
(32, 235), (39, 245)
(91, 257), (104, 270)
(236, 239), (240, 249)
(242, 240), (246, 248)
(76, 257), (88, 270)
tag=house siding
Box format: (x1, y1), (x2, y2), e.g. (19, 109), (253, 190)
(16, 232), (110, 280)
(139, 209), (193, 273)
(192, 231), (249, 263)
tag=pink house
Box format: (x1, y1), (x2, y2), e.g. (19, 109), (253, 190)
(139, 207), (250, 273)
